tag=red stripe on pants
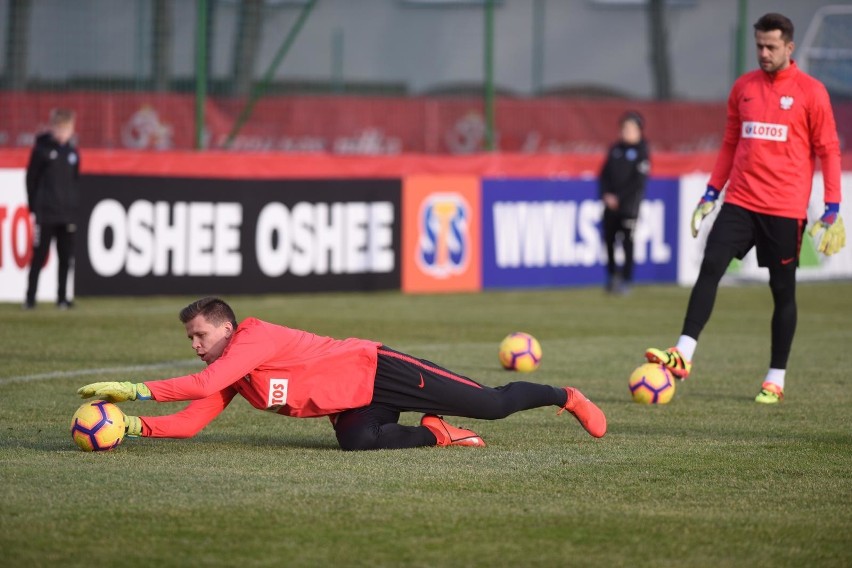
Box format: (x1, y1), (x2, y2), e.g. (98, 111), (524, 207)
(377, 348), (483, 389)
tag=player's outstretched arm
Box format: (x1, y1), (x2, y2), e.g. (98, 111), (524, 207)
(809, 203), (846, 255)
(77, 381), (153, 403)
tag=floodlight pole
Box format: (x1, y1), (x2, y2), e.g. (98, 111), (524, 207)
(484, 0), (496, 151)
(531, 0), (545, 95)
(224, 0), (317, 149)
(195, 0), (208, 150)
(736, 0), (749, 77)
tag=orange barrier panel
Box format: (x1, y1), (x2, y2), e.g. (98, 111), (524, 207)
(2, 149), (849, 179)
(402, 176), (481, 293)
(0, 149), (705, 178)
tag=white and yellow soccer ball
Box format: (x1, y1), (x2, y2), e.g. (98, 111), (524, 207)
(498, 332), (543, 372)
(70, 400), (126, 452)
(628, 363), (676, 404)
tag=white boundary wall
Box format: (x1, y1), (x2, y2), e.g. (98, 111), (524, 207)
(0, 169), (72, 303)
(1, 167), (849, 301)
(678, 172), (852, 285)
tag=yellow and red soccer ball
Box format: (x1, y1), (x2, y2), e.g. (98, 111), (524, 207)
(70, 400), (125, 452)
(628, 363), (676, 404)
(499, 332), (542, 372)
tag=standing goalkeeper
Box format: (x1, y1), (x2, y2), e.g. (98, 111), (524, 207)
(24, 108), (80, 309)
(645, 13), (844, 403)
(77, 297), (605, 449)
(599, 111), (650, 295)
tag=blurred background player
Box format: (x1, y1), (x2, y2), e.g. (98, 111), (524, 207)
(76, 297), (606, 450)
(645, 13), (844, 403)
(24, 108), (80, 310)
(599, 111), (650, 295)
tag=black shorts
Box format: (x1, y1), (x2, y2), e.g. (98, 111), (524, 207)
(706, 203), (805, 270)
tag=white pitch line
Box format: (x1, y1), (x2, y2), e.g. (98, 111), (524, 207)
(0, 359), (200, 386)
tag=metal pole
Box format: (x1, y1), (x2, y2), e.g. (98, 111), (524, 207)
(332, 26), (344, 93)
(484, 0), (495, 151)
(648, 0), (671, 100)
(225, 0), (317, 148)
(736, 0), (749, 76)
(195, 0), (208, 150)
(531, 0), (545, 95)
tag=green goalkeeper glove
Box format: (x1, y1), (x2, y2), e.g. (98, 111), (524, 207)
(690, 185), (720, 238)
(122, 413), (143, 437)
(808, 204), (845, 256)
(77, 381), (153, 403)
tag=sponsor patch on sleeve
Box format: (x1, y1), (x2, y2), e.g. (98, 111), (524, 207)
(266, 378), (289, 412)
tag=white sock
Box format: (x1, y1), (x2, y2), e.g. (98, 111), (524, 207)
(675, 335), (697, 361)
(764, 368), (786, 389)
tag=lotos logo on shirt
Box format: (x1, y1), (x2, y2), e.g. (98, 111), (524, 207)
(266, 378), (289, 412)
(741, 121), (788, 142)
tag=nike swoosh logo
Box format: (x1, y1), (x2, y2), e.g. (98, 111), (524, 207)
(418, 373), (425, 388)
(781, 257), (795, 265)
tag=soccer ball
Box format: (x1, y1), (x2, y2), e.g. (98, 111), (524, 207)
(628, 363), (676, 404)
(70, 400), (126, 452)
(499, 332), (542, 372)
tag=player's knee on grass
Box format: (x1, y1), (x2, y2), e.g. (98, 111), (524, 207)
(335, 426), (380, 451)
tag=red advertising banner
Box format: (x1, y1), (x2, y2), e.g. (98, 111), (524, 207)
(0, 91), (760, 154)
(402, 176), (481, 293)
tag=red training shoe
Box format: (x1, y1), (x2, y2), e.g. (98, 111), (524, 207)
(558, 387), (607, 438)
(421, 415), (486, 447)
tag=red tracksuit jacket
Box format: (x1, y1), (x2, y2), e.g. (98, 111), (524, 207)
(141, 318), (381, 438)
(708, 61), (842, 219)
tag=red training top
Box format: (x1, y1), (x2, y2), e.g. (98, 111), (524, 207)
(140, 318), (381, 438)
(708, 61), (841, 219)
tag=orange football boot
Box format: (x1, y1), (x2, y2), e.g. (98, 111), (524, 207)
(421, 415), (486, 447)
(755, 381), (784, 404)
(558, 387), (607, 438)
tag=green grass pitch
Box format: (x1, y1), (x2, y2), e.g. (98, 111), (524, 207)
(1, 283), (850, 567)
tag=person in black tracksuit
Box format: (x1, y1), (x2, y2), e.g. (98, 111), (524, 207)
(25, 109), (80, 309)
(599, 111), (650, 294)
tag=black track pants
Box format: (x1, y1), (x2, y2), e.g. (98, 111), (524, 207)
(26, 222), (75, 304)
(333, 347), (567, 451)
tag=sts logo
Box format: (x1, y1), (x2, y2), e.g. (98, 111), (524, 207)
(417, 193), (470, 278)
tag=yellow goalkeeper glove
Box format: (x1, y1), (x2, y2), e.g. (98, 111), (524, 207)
(691, 185), (720, 238)
(77, 381), (153, 403)
(808, 204), (845, 256)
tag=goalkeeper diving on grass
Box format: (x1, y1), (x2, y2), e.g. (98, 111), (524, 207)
(645, 13), (844, 404)
(77, 297), (606, 449)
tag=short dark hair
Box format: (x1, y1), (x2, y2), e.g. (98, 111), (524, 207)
(620, 110), (644, 131)
(49, 108), (76, 125)
(179, 297), (237, 328)
(754, 13), (794, 43)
